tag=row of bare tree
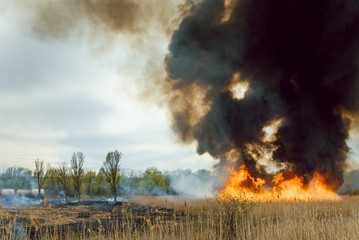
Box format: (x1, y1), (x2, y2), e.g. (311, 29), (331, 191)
(34, 150), (122, 201)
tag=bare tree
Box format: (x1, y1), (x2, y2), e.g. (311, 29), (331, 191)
(58, 162), (70, 203)
(71, 152), (85, 201)
(34, 159), (49, 198)
(101, 150), (122, 201)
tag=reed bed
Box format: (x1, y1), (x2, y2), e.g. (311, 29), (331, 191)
(0, 196), (358, 239)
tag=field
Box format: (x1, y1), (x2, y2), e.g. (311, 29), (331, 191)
(1, 196), (359, 239)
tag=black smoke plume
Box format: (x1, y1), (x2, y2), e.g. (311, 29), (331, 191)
(165, 0), (359, 190)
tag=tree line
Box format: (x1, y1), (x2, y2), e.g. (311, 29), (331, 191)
(0, 150), (214, 201)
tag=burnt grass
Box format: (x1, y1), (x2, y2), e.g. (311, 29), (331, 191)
(0, 201), (185, 239)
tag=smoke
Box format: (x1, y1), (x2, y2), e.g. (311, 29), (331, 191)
(10, 0), (180, 39)
(338, 169), (359, 194)
(3, 0), (188, 105)
(0, 167), (45, 206)
(0, 190), (43, 206)
(169, 169), (218, 198)
(165, 0), (359, 191)
(5, 0), (359, 193)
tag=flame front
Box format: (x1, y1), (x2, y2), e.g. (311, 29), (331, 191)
(220, 165), (340, 202)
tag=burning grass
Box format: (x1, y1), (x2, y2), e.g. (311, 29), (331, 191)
(220, 164), (341, 202)
(0, 196), (359, 239)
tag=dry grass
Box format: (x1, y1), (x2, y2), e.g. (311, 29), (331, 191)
(131, 195), (211, 210)
(0, 196), (359, 239)
(246, 197), (359, 240)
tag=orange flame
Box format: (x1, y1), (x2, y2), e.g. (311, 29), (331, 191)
(220, 164), (340, 202)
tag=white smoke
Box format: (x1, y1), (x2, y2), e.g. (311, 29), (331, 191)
(338, 170), (359, 194)
(169, 169), (218, 198)
(0, 189), (44, 206)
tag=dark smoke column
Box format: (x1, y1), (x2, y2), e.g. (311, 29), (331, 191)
(165, 0), (359, 191)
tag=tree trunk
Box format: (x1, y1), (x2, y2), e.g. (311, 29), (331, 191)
(37, 175), (41, 198)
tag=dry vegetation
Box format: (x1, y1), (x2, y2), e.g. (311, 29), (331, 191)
(0, 196), (359, 239)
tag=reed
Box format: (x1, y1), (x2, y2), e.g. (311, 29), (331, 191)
(0, 196), (358, 239)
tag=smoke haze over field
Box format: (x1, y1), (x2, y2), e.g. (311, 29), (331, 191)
(166, 0), (359, 190)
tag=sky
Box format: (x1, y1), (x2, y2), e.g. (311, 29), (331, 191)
(1, 0), (359, 174)
(0, 0), (214, 172)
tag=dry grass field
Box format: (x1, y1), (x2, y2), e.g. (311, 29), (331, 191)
(1, 196), (359, 239)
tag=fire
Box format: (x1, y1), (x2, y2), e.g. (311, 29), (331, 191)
(221, 0), (238, 23)
(220, 164), (340, 202)
(229, 72), (249, 100)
